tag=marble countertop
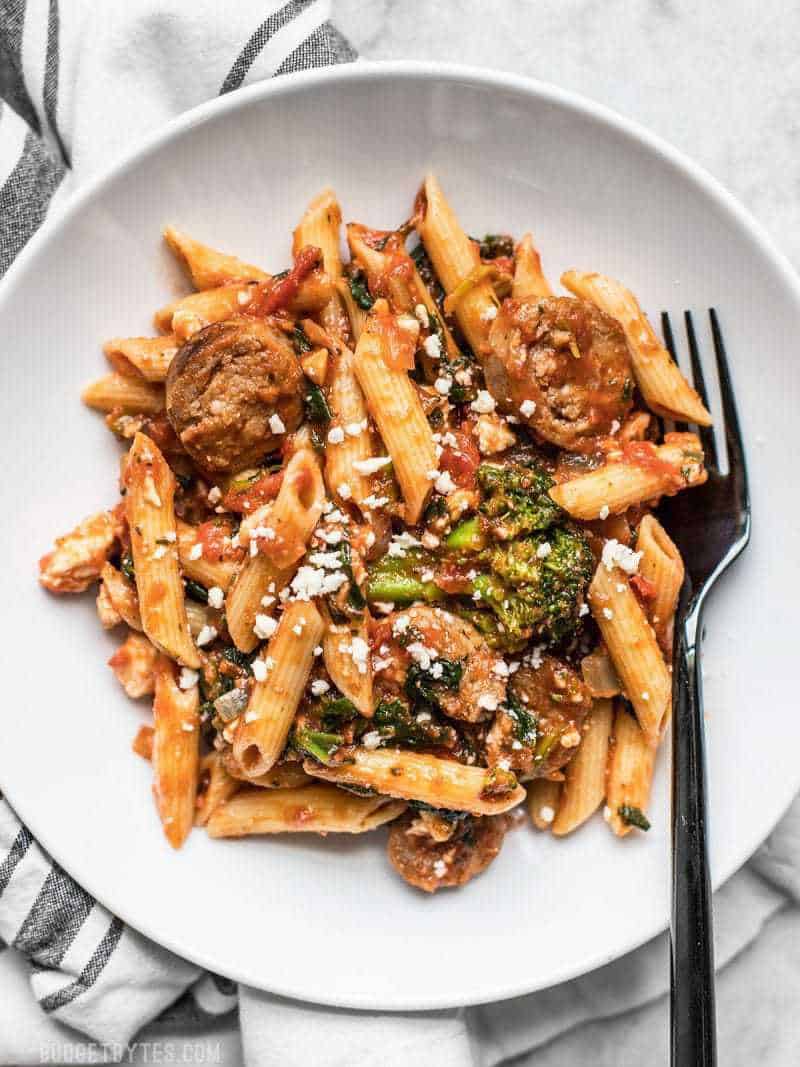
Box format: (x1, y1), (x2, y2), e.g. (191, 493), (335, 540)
(333, 4), (799, 1066)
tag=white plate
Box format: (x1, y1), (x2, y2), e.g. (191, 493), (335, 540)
(1, 62), (798, 1011)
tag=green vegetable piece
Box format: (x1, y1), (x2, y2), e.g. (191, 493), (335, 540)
(478, 461), (562, 540)
(304, 384), (332, 424)
(184, 579), (209, 604)
(120, 554), (135, 582)
(405, 658), (463, 709)
(366, 552), (443, 605)
(618, 805), (651, 831)
(348, 270), (374, 310)
(478, 233), (515, 260)
(293, 325), (313, 353)
(445, 515), (485, 552)
(319, 696), (358, 730)
(372, 699), (456, 748)
(295, 729), (343, 765)
(221, 646), (253, 674)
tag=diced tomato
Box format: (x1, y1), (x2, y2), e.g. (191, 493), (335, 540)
(439, 431), (480, 490)
(631, 574), (657, 601)
(196, 520), (231, 562)
(622, 441), (681, 483)
(435, 559), (473, 595)
(247, 245), (321, 317)
(222, 470), (283, 514)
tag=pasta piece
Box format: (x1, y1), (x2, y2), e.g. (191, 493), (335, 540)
(132, 724), (154, 761)
(552, 698), (614, 836)
(207, 784), (406, 837)
(232, 601), (325, 777)
(589, 563), (670, 744)
(124, 432), (199, 668)
(225, 553), (291, 654)
(39, 510), (119, 593)
(294, 189), (350, 339)
(163, 226), (269, 289)
(195, 752), (240, 827)
(352, 301), (437, 524)
(337, 278), (368, 343)
(96, 579), (122, 628)
(103, 336), (179, 383)
(561, 270), (712, 425)
(512, 233), (553, 300)
(323, 617), (373, 717)
(606, 702), (657, 837)
(636, 514), (685, 653)
(175, 520), (237, 592)
(100, 562), (142, 631)
(304, 748), (526, 815)
(239, 448), (325, 571)
(324, 345), (377, 511)
(526, 779), (562, 831)
(185, 599), (210, 639)
(549, 433), (706, 520)
(108, 632), (158, 698)
(415, 173), (500, 356)
(152, 655), (200, 848)
(81, 373), (164, 415)
(245, 764), (313, 790)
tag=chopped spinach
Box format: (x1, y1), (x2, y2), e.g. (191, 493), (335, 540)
(618, 805), (651, 831)
(304, 384), (332, 424)
(348, 270), (374, 310)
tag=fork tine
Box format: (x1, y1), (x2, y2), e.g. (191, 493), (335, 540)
(709, 309), (748, 495)
(683, 311), (718, 469)
(661, 311), (677, 362)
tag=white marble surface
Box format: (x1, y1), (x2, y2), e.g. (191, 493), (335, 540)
(333, 3), (800, 1065)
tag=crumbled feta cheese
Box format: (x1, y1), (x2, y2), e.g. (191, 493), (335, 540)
(478, 693), (500, 711)
(601, 539), (642, 575)
(290, 565), (349, 601)
(492, 660), (510, 677)
(414, 304), (429, 328)
(536, 542), (552, 559)
(152, 545), (167, 560)
(610, 419), (621, 435)
(313, 645), (323, 657)
(310, 679), (330, 696)
(207, 586), (224, 610)
(253, 614), (278, 640)
(388, 532), (422, 558)
(292, 623), (304, 636)
(308, 550), (342, 570)
(249, 539), (259, 557)
(416, 711), (432, 723)
(251, 659), (269, 682)
(143, 474), (162, 508)
(269, 413), (286, 435)
(435, 470), (456, 495)
(237, 289), (252, 306)
(345, 420), (368, 437)
(470, 389), (496, 414)
(641, 691), (650, 702)
(362, 494), (389, 510)
(178, 668), (199, 690)
(433, 859), (447, 878)
(602, 608), (614, 621)
(561, 727), (581, 748)
(180, 722), (195, 733)
(474, 412), (516, 455)
(519, 399), (537, 418)
(434, 376), (453, 395)
(481, 304), (498, 322)
(423, 334), (442, 360)
(372, 601), (395, 615)
(261, 594), (275, 608)
(327, 426), (345, 444)
(316, 527), (343, 545)
(393, 615), (411, 635)
(539, 805), (555, 824)
(421, 532), (440, 550)
(207, 486), (222, 505)
(599, 505), (610, 520)
(196, 625), (218, 647)
(337, 483), (352, 500)
(362, 730), (382, 750)
(511, 739), (523, 751)
(578, 603), (590, 617)
(353, 456), (391, 475)
(188, 542), (203, 561)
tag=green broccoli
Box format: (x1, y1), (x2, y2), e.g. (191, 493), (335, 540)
(477, 461), (562, 540)
(365, 550), (444, 605)
(473, 526), (593, 645)
(371, 698), (457, 748)
(405, 658), (463, 710)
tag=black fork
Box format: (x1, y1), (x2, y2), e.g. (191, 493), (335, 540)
(658, 310), (751, 1067)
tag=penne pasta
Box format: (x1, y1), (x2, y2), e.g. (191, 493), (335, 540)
(512, 233), (553, 300)
(323, 617), (374, 717)
(81, 373), (164, 415)
(552, 698), (614, 836)
(526, 778), (562, 831)
(103, 335), (179, 382)
(561, 270), (712, 425)
(416, 173), (500, 357)
(549, 433), (706, 520)
(606, 702), (657, 837)
(163, 226), (269, 289)
(337, 278), (368, 343)
(232, 601), (325, 777)
(294, 189), (350, 339)
(589, 562), (670, 744)
(352, 301), (437, 524)
(175, 520), (237, 592)
(636, 514), (685, 653)
(100, 562), (143, 630)
(152, 655), (200, 848)
(124, 432), (199, 668)
(225, 553), (291, 654)
(304, 748), (526, 816)
(194, 752), (240, 827)
(185, 598), (210, 639)
(207, 784), (406, 837)
(324, 345), (377, 511)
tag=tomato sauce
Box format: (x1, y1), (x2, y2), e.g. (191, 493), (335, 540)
(222, 470), (283, 514)
(246, 245), (321, 317)
(439, 431), (480, 490)
(196, 520), (232, 562)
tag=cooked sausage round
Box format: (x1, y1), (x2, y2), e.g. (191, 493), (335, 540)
(387, 811), (509, 892)
(486, 655), (592, 779)
(485, 296), (634, 451)
(165, 317), (303, 472)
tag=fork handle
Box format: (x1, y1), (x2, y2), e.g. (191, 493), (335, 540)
(671, 586), (717, 1067)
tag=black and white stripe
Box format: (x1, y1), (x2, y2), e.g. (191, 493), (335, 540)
(0, 1), (355, 1048)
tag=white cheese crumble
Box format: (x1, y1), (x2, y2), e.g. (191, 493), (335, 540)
(414, 304), (429, 328)
(388, 532), (422, 558)
(290, 565), (348, 601)
(477, 693), (500, 711)
(269, 413), (286, 435)
(207, 486), (222, 505)
(433, 859), (447, 878)
(602, 608), (614, 621)
(253, 614), (278, 640)
(207, 586), (224, 610)
(188, 542), (203, 561)
(180, 722), (195, 733)
(470, 389), (496, 414)
(353, 456), (392, 475)
(196, 625), (218, 647)
(178, 668), (199, 690)
(251, 658), (269, 682)
(435, 470), (456, 495)
(481, 304), (498, 322)
(539, 805), (555, 824)
(434, 376), (453, 395)
(601, 539), (642, 575)
(337, 483), (352, 500)
(423, 334), (442, 360)
(361, 494), (389, 510)
(535, 542), (552, 559)
(519, 399), (537, 418)
(310, 679), (330, 696)
(345, 420), (368, 437)
(599, 505), (610, 520)
(327, 426), (345, 444)
(362, 730), (382, 750)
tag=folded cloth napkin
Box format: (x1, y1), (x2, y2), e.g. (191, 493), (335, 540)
(1, 3), (798, 1064)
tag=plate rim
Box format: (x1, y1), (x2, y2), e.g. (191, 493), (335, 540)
(1, 59), (797, 1009)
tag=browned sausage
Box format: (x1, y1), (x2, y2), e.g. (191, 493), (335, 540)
(165, 317), (303, 472)
(387, 811), (510, 892)
(486, 655), (592, 779)
(485, 295), (635, 451)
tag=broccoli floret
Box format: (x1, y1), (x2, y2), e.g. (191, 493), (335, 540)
(371, 698), (457, 748)
(474, 526), (593, 645)
(405, 658), (463, 709)
(365, 550), (444, 605)
(478, 461), (562, 540)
